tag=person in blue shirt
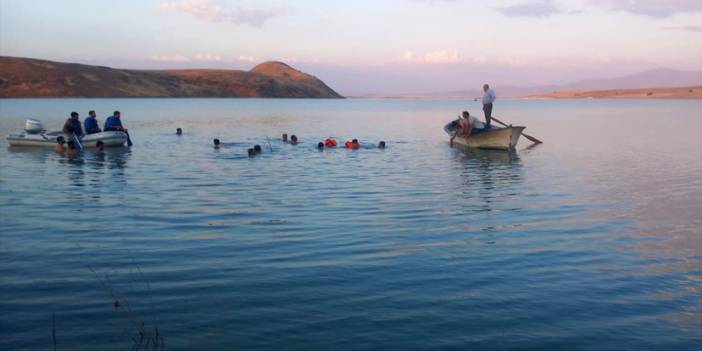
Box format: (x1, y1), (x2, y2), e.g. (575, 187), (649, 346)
(62, 112), (84, 137)
(104, 110), (128, 132)
(84, 110), (101, 134)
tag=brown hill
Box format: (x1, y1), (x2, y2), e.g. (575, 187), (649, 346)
(0, 56), (343, 98)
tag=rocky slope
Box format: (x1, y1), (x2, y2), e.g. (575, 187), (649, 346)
(0, 57), (343, 98)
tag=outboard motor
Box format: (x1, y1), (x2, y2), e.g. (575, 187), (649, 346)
(24, 119), (44, 134)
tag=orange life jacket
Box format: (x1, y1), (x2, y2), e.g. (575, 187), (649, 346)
(324, 138), (337, 147)
(345, 141), (360, 149)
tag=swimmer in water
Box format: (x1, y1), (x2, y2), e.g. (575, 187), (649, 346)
(213, 138), (221, 149)
(96, 140), (105, 152)
(317, 142), (324, 150)
(176, 127), (182, 135)
(282, 133), (288, 142)
(55, 136), (66, 153)
(290, 135), (298, 145)
(254, 145), (262, 154)
(378, 141), (386, 149)
(66, 140), (77, 156)
(247, 148), (255, 157)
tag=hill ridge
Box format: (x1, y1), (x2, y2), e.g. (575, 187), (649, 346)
(0, 56), (343, 98)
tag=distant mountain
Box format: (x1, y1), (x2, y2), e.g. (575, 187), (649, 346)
(558, 69), (702, 91)
(0, 57), (343, 98)
(526, 86), (702, 99)
(356, 68), (702, 99)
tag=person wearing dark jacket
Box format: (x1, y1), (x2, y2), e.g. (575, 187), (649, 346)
(63, 112), (84, 137)
(84, 110), (101, 134)
(104, 111), (128, 132)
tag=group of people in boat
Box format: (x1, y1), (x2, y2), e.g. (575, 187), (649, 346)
(453, 84), (497, 138)
(62, 110), (128, 137)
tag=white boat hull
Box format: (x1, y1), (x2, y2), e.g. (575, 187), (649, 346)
(444, 120), (524, 150)
(7, 131), (128, 147)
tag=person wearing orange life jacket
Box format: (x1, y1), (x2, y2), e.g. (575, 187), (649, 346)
(345, 139), (360, 149)
(324, 138), (337, 147)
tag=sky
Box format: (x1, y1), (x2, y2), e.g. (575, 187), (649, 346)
(1, 0), (701, 94)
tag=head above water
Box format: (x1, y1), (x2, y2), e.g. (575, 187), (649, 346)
(352, 139), (358, 144)
(378, 141), (386, 148)
(213, 138), (220, 145)
(483, 84), (489, 91)
(318, 142), (324, 149)
(176, 128), (182, 135)
(56, 136), (65, 144)
(254, 145), (262, 153)
(290, 135), (298, 143)
(96, 140), (104, 149)
(282, 133), (288, 141)
(247, 148), (255, 157)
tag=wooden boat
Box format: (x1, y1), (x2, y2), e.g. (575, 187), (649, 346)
(444, 119), (525, 151)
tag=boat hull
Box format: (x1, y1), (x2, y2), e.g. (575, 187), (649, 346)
(444, 120), (525, 150)
(7, 131), (128, 147)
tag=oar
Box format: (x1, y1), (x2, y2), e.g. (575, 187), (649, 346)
(450, 130), (458, 147)
(491, 116), (543, 144)
(449, 117), (462, 147)
(72, 133), (83, 150)
(125, 130), (133, 147)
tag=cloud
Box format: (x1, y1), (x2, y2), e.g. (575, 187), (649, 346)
(237, 55), (257, 62)
(159, 0), (287, 27)
(150, 53), (226, 62)
(496, 0), (565, 17)
(588, 0), (702, 18)
(150, 54), (190, 62)
(660, 24), (702, 32)
(401, 50), (461, 64)
(194, 53), (222, 61)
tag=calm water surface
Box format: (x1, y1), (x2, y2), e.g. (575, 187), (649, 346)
(0, 98), (701, 350)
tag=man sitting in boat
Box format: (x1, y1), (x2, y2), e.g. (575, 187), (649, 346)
(104, 111), (128, 132)
(62, 112), (84, 137)
(84, 110), (102, 134)
(457, 111), (486, 137)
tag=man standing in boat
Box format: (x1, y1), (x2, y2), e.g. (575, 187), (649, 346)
(482, 84), (496, 129)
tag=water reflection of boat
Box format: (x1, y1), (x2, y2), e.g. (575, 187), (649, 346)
(444, 120), (524, 151)
(454, 146), (520, 164)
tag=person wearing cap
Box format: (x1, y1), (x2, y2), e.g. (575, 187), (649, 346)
(63, 112), (84, 137)
(104, 110), (128, 132)
(84, 110), (102, 134)
(482, 84), (496, 128)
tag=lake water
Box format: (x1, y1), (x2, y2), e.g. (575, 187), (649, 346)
(0, 98), (701, 350)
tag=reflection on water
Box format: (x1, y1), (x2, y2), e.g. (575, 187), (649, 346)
(0, 98), (701, 351)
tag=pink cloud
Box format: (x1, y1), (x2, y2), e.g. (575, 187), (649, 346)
(159, 0), (287, 27)
(150, 54), (190, 62)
